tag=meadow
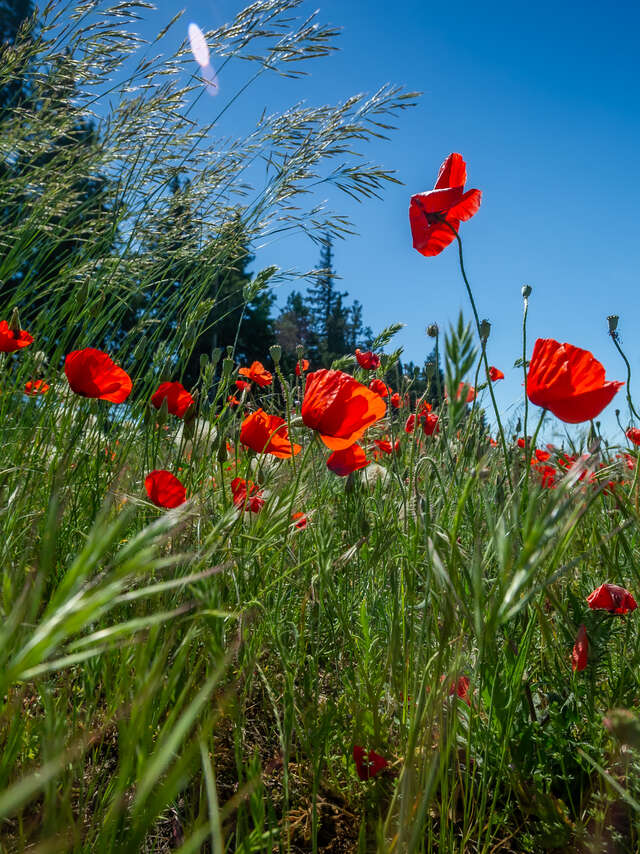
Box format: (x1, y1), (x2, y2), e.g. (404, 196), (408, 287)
(1, 2), (640, 852)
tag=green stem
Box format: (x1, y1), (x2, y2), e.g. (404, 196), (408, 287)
(610, 333), (640, 422)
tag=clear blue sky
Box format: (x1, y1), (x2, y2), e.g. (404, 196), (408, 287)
(135, 0), (640, 441)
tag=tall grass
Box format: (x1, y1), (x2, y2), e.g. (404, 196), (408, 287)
(2, 2), (640, 852)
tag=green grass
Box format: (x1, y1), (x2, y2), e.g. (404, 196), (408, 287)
(2, 2), (640, 851)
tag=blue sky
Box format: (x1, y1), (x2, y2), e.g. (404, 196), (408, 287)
(134, 0), (640, 441)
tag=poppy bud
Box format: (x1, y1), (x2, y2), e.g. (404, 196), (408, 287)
(34, 350), (47, 368)
(89, 291), (105, 318)
(296, 343), (305, 360)
(157, 396), (169, 428)
(269, 344), (282, 366)
(479, 319), (491, 343)
(217, 439), (228, 463)
(521, 284), (532, 299)
(226, 346), (234, 358)
(9, 307), (21, 336)
(160, 363), (172, 383)
(426, 323), (439, 338)
(143, 401), (153, 426)
(425, 361), (436, 379)
(199, 353), (209, 372)
(222, 357), (234, 379)
(607, 315), (619, 336)
(211, 348), (222, 370)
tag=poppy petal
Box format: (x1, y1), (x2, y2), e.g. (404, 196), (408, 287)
(434, 152), (467, 190)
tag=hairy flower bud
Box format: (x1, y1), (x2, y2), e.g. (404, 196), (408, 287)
(426, 323), (439, 338)
(9, 307), (21, 335)
(296, 343), (304, 360)
(269, 344), (282, 366)
(479, 319), (491, 343)
(607, 315), (619, 336)
(210, 348), (222, 370)
(222, 357), (234, 379)
(521, 284), (532, 299)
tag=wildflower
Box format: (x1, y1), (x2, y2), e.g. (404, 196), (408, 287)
(227, 394), (240, 407)
(448, 382), (475, 403)
(526, 339), (623, 423)
(369, 378), (391, 398)
(572, 624), (588, 672)
(353, 745), (389, 781)
(145, 470), (187, 508)
(239, 361), (272, 388)
(488, 366), (504, 381)
(532, 463), (556, 488)
(390, 392), (403, 409)
(231, 477), (264, 513)
(151, 381), (194, 419)
(64, 348), (132, 403)
(240, 408), (301, 458)
(374, 438), (400, 455)
(422, 412), (439, 436)
(405, 414), (416, 433)
(355, 349), (381, 370)
(235, 379), (251, 392)
(295, 358), (310, 376)
(627, 428), (640, 446)
(534, 448), (551, 462)
(327, 443), (369, 476)
(0, 319), (33, 352)
(24, 380), (50, 396)
(292, 511), (307, 530)
(409, 152), (482, 257)
(301, 369), (386, 450)
(450, 675), (471, 706)
(587, 583), (637, 615)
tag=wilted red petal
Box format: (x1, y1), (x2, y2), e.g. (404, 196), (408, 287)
(24, 379), (50, 396)
(64, 348), (132, 403)
(292, 511), (307, 529)
(355, 349), (381, 370)
(295, 359), (310, 376)
(488, 366), (504, 382)
(626, 428), (640, 446)
(369, 378), (390, 398)
(230, 477), (264, 513)
(327, 443), (369, 476)
(145, 469), (186, 508)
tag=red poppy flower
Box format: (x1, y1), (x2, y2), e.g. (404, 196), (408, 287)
(355, 349), (381, 371)
(409, 153), (482, 257)
(239, 361), (272, 388)
(292, 511), (307, 530)
(534, 448), (551, 462)
(389, 392), (402, 409)
(235, 379), (251, 392)
(0, 319), (33, 352)
(627, 428), (640, 446)
(617, 452), (635, 471)
(571, 624), (588, 672)
(240, 408), (301, 458)
(295, 359), (310, 377)
(353, 745), (389, 781)
(527, 339), (623, 423)
(405, 414), (416, 433)
(64, 348), (132, 403)
(327, 443), (369, 476)
(449, 675), (471, 706)
(374, 438), (400, 455)
(448, 382), (475, 403)
(150, 381), (194, 419)
(301, 369), (386, 450)
(227, 394), (240, 407)
(489, 366), (504, 382)
(489, 437), (498, 447)
(422, 412), (439, 436)
(231, 477), (264, 513)
(145, 469), (187, 508)
(587, 583), (637, 615)
(532, 463), (556, 488)
(369, 378), (391, 398)
(24, 380), (50, 396)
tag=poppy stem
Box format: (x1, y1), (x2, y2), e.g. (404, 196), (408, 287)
(609, 332), (640, 423)
(442, 221), (513, 492)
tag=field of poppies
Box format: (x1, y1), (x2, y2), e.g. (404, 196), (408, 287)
(2, 2), (640, 853)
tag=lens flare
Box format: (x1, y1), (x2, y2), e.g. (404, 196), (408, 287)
(188, 22), (210, 67)
(201, 62), (219, 96)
